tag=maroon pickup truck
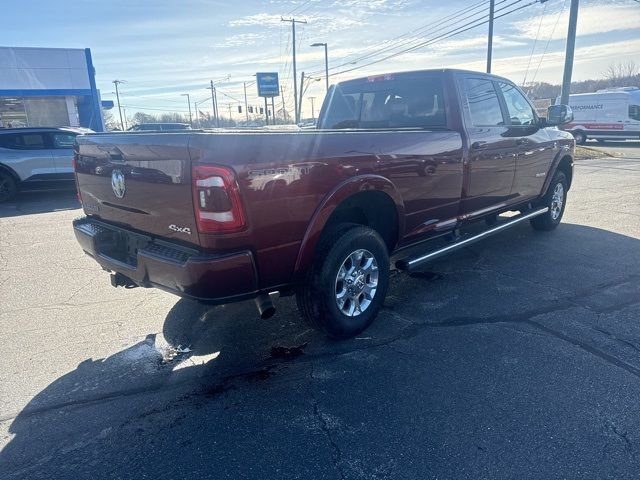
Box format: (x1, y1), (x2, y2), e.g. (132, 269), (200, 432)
(73, 69), (575, 338)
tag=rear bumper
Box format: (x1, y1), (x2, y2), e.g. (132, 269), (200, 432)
(73, 217), (259, 304)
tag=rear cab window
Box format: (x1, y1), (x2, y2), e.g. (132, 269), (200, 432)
(629, 105), (640, 121)
(318, 73), (447, 129)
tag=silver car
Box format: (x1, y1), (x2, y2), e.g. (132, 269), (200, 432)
(0, 127), (91, 202)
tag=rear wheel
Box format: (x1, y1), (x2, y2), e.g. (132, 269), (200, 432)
(572, 130), (587, 145)
(0, 170), (18, 203)
(530, 171), (567, 231)
(296, 224), (390, 339)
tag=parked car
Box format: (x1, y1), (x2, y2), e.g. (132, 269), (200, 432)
(562, 87), (640, 144)
(127, 123), (192, 132)
(0, 127), (92, 202)
(72, 69), (575, 338)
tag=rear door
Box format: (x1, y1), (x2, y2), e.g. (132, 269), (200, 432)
(496, 81), (554, 200)
(457, 75), (516, 214)
(0, 132), (55, 181)
(48, 131), (78, 176)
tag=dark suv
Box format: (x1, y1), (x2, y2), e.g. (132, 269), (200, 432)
(0, 127), (92, 202)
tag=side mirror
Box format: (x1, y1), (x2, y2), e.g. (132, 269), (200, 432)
(546, 104), (573, 126)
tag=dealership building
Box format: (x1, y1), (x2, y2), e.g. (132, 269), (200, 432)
(0, 46), (105, 131)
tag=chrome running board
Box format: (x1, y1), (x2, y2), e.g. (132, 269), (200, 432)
(395, 207), (549, 272)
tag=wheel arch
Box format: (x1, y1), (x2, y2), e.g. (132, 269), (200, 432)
(0, 163), (20, 183)
(542, 149), (574, 196)
(293, 175), (404, 279)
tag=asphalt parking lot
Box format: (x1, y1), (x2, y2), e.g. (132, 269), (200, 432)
(1, 142), (640, 479)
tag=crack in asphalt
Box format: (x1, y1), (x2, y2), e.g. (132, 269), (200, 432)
(310, 362), (347, 480)
(3, 273), (640, 426)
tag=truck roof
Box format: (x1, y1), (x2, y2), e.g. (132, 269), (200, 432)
(337, 68), (514, 86)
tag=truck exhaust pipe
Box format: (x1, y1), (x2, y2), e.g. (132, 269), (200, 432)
(255, 293), (276, 320)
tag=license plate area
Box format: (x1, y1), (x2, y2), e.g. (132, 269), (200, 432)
(95, 227), (151, 268)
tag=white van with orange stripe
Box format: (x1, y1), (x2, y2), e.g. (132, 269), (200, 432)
(562, 87), (640, 144)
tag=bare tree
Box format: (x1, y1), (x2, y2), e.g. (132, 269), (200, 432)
(603, 61), (639, 87)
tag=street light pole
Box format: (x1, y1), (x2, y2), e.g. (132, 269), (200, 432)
(311, 42), (329, 92)
(181, 93), (192, 126)
(112, 80), (126, 131)
(282, 17), (307, 124)
(560, 0), (580, 106)
(309, 96), (316, 120)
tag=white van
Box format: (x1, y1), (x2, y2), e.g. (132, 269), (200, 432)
(561, 87), (640, 144)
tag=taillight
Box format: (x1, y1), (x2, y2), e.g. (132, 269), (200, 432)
(192, 165), (246, 233)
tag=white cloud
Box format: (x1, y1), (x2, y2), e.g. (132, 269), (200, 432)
(514, 4), (640, 40)
(229, 13), (283, 28)
(217, 33), (265, 48)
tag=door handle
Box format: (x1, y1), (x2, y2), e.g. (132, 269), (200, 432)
(515, 138), (530, 146)
(471, 141), (487, 150)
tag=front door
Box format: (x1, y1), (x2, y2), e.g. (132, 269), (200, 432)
(458, 76), (516, 214)
(496, 81), (554, 201)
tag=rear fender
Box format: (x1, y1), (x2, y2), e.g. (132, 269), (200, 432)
(293, 174), (404, 278)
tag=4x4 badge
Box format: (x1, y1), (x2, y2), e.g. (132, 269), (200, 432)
(111, 170), (126, 198)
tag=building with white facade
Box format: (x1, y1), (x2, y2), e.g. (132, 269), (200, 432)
(0, 46), (104, 131)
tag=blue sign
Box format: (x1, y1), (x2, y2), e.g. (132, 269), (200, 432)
(256, 72), (279, 98)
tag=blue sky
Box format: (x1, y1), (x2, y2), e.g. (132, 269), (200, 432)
(3, 0), (639, 119)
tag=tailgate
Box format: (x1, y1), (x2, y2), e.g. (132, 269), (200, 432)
(75, 133), (199, 246)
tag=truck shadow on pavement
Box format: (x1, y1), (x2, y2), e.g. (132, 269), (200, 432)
(3, 222), (640, 478)
(0, 190), (79, 218)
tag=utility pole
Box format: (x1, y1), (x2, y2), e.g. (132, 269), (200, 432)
(243, 82), (249, 124)
(309, 97), (316, 120)
(486, 0), (495, 73)
(181, 93), (192, 125)
(560, 0), (580, 106)
(210, 80), (221, 128)
(282, 17), (307, 124)
(280, 86), (286, 124)
(112, 80), (125, 131)
(298, 71), (305, 122)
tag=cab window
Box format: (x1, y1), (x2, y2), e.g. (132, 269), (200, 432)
(498, 82), (536, 126)
(630, 105), (640, 121)
(463, 78), (505, 127)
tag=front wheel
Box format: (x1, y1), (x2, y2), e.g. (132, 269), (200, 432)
(296, 225), (390, 339)
(530, 171), (567, 231)
(572, 130), (587, 145)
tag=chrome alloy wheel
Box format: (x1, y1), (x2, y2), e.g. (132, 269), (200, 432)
(550, 182), (564, 220)
(334, 249), (379, 317)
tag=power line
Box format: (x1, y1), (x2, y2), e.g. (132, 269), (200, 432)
(522, 0), (547, 85)
(530, 0), (567, 85)
(325, 0), (542, 78)
(305, 0), (498, 75)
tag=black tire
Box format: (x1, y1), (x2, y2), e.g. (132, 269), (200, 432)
(296, 224), (390, 339)
(0, 170), (18, 203)
(530, 171), (568, 231)
(572, 130), (587, 145)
